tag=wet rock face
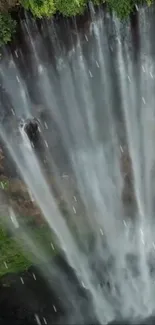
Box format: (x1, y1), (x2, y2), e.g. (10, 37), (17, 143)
(120, 148), (135, 204)
(23, 118), (39, 143)
(0, 255), (98, 325)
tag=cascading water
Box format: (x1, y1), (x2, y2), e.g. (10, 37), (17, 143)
(0, 3), (155, 325)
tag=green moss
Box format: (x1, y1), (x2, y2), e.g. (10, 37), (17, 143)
(54, 0), (87, 16)
(0, 227), (30, 276)
(20, 0), (56, 18)
(0, 12), (16, 46)
(0, 224), (57, 277)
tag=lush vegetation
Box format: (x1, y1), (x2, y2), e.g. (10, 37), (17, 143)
(0, 12), (16, 46)
(0, 0), (154, 46)
(0, 223), (56, 277)
(54, 0), (87, 16)
(21, 0), (56, 18)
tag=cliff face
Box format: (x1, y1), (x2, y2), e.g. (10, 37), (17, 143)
(120, 148), (135, 204)
(0, 260), (63, 325)
(0, 0), (19, 12)
(0, 255), (98, 325)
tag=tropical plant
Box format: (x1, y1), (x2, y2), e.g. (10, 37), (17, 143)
(0, 12), (16, 46)
(20, 0), (56, 18)
(54, 0), (87, 16)
(107, 0), (134, 18)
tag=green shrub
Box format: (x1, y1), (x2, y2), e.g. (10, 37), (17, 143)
(54, 0), (87, 16)
(0, 12), (16, 46)
(21, 0), (56, 17)
(107, 0), (134, 18)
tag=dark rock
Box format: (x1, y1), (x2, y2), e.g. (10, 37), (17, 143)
(22, 118), (39, 143)
(0, 255), (98, 325)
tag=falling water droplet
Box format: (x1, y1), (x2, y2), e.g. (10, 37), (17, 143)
(0, 182), (4, 189)
(51, 242), (55, 250)
(14, 50), (19, 58)
(89, 70), (93, 78)
(127, 75), (131, 83)
(135, 4), (139, 11)
(120, 145), (124, 153)
(10, 212), (19, 229)
(43, 317), (47, 325)
(44, 140), (48, 148)
(117, 38), (121, 45)
(4, 261), (8, 269)
(38, 65), (43, 74)
(20, 277), (24, 284)
(73, 206), (76, 214)
(142, 65), (146, 73)
(150, 71), (154, 79)
(53, 305), (57, 312)
(142, 97), (146, 104)
(81, 281), (86, 288)
(32, 273), (37, 280)
(96, 60), (100, 68)
(44, 122), (48, 129)
(123, 220), (127, 227)
(16, 76), (20, 83)
(11, 108), (15, 116)
(35, 314), (42, 325)
(85, 34), (88, 42)
(100, 228), (104, 236)
(73, 195), (77, 202)
(140, 228), (145, 245)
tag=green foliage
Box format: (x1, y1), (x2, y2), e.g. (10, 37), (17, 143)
(145, 0), (153, 5)
(0, 0), (154, 48)
(0, 227), (30, 276)
(0, 223), (57, 277)
(107, 0), (134, 19)
(0, 12), (16, 46)
(54, 0), (87, 16)
(20, 0), (56, 17)
(0, 180), (9, 190)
